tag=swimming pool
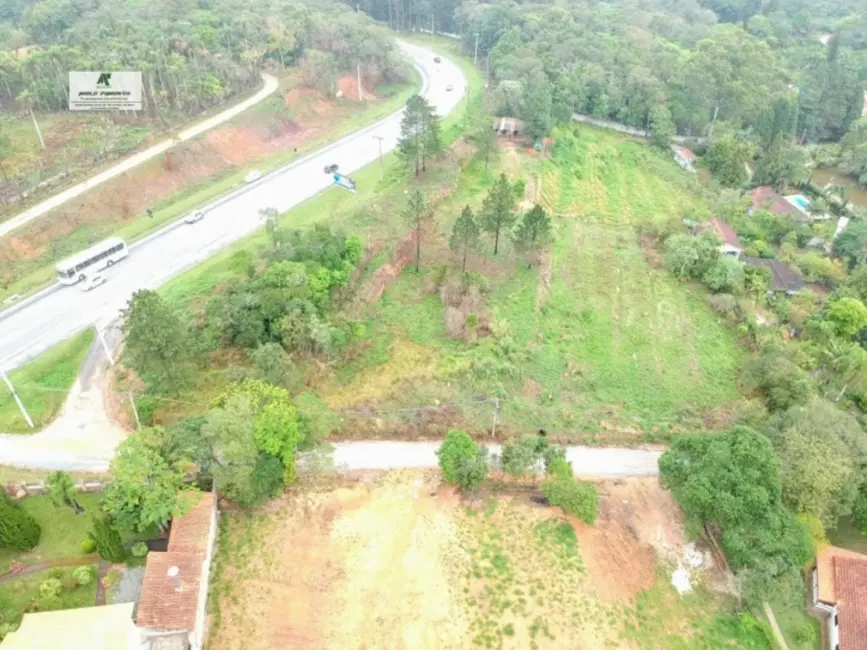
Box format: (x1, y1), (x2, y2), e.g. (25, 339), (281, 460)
(791, 195), (810, 210)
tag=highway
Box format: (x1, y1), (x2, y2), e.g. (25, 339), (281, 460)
(0, 41), (466, 372)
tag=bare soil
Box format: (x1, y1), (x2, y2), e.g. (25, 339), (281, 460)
(208, 473), (704, 650)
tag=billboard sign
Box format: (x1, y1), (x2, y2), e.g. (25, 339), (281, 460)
(69, 71), (142, 111)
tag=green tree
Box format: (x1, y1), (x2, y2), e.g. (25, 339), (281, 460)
(123, 290), (196, 394)
(500, 434), (541, 478)
(743, 344), (812, 412)
(398, 94), (441, 176)
(471, 121), (498, 170)
(704, 134), (755, 187)
(543, 474), (599, 524)
(436, 430), (481, 485)
(753, 135), (809, 191)
(512, 204), (552, 267)
(0, 491), (40, 550)
(479, 174), (518, 255)
(248, 342), (294, 387)
(202, 395), (263, 504)
(455, 447), (490, 491)
(72, 565), (93, 587)
(663, 233), (720, 279)
(46, 470), (82, 514)
(702, 256), (745, 293)
(450, 205), (480, 273)
(403, 189), (430, 272)
(833, 220), (867, 270)
(87, 516), (124, 563)
(826, 297), (867, 339)
(104, 427), (189, 532)
(649, 105), (675, 149)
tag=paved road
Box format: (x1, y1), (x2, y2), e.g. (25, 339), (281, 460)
(0, 73), (280, 239)
(0, 42), (462, 371)
(330, 441), (661, 478)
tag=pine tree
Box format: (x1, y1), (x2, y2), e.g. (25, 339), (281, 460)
(398, 95), (442, 176)
(0, 492), (41, 550)
(512, 204), (553, 266)
(402, 189), (430, 272)
(88, 516), (125, 563)
(450, 205), (480, 273)
(479, 174), (518, 255)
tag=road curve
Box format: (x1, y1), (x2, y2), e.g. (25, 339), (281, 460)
(0, 73), (280, 239)
(330, 441), (661, 478)
(0, 42), (462, 372)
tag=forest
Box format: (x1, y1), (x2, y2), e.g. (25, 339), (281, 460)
(0, 0), (408, 117)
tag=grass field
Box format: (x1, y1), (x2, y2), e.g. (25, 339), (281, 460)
(206, 473), (772, 649)
(0, 565), (99, 633)
(0, 329), (94, 433)
(0, 493), (103, 568)
(0, 72), (420, 306)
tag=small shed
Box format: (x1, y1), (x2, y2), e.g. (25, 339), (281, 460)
(671, 145), (697, 173)
(492, 117), (523, 137)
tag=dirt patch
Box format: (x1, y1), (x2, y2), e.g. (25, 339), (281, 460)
(535, 248), (552, 309)
(337, 75), (376, 101)
(638, 233), (663, 269)
(209, 472), (470, 650)
(439, 276), (489, 340)
(574, 478), (687, 603)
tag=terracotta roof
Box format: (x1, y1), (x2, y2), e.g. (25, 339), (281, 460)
(136, 492), (214, 633)
(168, 492), (214, 554)
(836, 557), (867, 649)
(749, 186), (807, 220)
(135, 551), (202, 631)
(671, 144), (696, 163)
(707, 218), (742, 249)
(743, 257), (805, 293)
(817, 546), (867, 603)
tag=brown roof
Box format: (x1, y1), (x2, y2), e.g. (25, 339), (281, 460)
(836, 557), (867, 649)
(743, 257), (805, 293)
(135, 492), (214, 632)
(817, 546), (867, 603)
(707, 218), (742, 249)
(135, 551), (202, 631)
(671, 144), (696, 163)
(168, 492), (214, 554)
(749, 186), (807, 220)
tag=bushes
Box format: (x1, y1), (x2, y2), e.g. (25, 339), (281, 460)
(703, 256), (745, 293)
(131, 542), (149, 558)
(542, 458), (599, 524)
(72, 565), (94, 587)
(38, 578), (62, 600)
(436, 431), (489, 491)
(88, 516), (125, 563)
(79, 538), (96, 554)
(0, 492), (41, 551)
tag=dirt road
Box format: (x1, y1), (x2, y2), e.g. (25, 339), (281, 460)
(0, 73), (279, 239)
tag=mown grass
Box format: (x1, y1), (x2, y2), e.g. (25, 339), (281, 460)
(766, 597), (821, 650)
(0, 328), (94, 433)
(0, 73), (420, 306)
(0, 566), (99, 632)
(0, 493), (103, 567)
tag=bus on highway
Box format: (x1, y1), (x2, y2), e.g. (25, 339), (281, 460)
(56, 237), (129, 285)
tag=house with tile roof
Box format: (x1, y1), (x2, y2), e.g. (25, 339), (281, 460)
(812, 546), (867, 650)
(136, 492), (218, 650)
(748, 186), (810, 222)
(671, 144), (697, 173)
(742, 257), (805, 295)
(699, 218), (743, 258)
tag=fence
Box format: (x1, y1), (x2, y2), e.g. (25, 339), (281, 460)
(5, 478), (108, 499)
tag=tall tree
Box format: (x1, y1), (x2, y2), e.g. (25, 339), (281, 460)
(480, 173), (518, 255)
(104, 427), (190, 532)
(123, 290), (196, 394)
(398, 94), (441, 176)
(703, 134), (755, 187)
(470, 121), (498, 170)
(87, 516), (124, 563)
(450, 205), (480, 273)
(402, 189), (430, 272)
(0, 491), (40, 550)
(512, 204), (552, 266)
(649, 105), (675, 149)
(46, 470), (83, 514)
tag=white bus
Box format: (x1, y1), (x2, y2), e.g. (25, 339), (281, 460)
(56, 237), (129, 285)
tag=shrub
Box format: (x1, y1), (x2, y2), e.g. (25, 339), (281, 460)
(454, 448), (489, 491)
(436, 431), (479, 485)
(79, 539), (97, 554)
(88, 516), (125, 563)
(702, 256), (745, 293)
(72, 565), (94, 587)
(500, 435), (541, 478)
(543, 475), (599, 524)
(708, 293), (740, 316)
(38, 578), (62, 600)
(0, 492), (41, 550)
(131, 542), (149, 558)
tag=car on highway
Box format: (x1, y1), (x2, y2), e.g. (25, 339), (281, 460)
(324, 163), (339, 174)
(184, 210), (205, 224)
(434, 56), (441, 63)
(80, 274), (107, 292)
(446, 84), (453, 91)
(244, 170), (263, 183)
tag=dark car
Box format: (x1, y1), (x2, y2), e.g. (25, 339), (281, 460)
(324, 163), (339, 174)
(434, 56), (441, 63)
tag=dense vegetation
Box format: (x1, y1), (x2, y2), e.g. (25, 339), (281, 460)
(0, 0), (408, 116)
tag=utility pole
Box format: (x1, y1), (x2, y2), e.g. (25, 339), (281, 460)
(372, 135), (384, 181)
(491, 397), (500, 438)
(128, 392), (141, 430)
(357, 63), (362, 101)
(97, 325), (114, 366)
(473, 32), (480, 66)
(29, 107), (45, 150)
(1, 370), (34, 429)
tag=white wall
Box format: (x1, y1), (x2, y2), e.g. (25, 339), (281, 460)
(191, 492), (219, 650)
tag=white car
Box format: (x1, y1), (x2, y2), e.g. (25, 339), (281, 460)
(245, 170), (262, 183)
(446, 84), (453, 91)
(184, 210), (205, 224)
(80, 274), (107, 292)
